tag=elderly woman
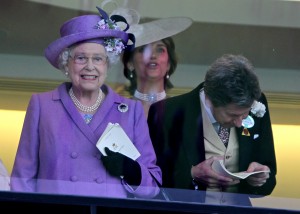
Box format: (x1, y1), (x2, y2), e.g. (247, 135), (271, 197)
(11, 7), (161, 199)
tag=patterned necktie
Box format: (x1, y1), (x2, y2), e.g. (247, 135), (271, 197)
(218, 126), (230, 147)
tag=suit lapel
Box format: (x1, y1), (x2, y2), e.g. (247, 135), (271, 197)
(58, 83), (98, 144)
(237, 126), (253, 170)
(180, 84), (206, 166)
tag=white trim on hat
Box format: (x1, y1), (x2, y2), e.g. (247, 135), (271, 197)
(128, 17), (193, 48)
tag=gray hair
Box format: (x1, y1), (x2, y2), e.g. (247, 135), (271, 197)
(204, 54), (261, 108)
(57, 43), (121, 74)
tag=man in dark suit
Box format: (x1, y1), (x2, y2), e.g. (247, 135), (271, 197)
(148, 54), (276, 202)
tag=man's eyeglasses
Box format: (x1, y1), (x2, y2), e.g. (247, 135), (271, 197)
(70, 54), (108, 65)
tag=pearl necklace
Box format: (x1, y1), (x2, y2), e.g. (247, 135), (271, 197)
(69, 87), (103, 113)
(134, 90), (166, 103)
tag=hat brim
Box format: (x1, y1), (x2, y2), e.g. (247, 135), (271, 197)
(45, 30), (128, 69)
(128, 17), (193, 48)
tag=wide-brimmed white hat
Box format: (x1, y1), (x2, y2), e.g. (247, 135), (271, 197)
(102, 0), (193, 48)
(128, 16), (193, 47)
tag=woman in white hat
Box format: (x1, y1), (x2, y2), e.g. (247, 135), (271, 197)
(120, 8), (192, 117)
(11, 6), (161, 199)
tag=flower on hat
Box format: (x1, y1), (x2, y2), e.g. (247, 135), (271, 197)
(251, 100), (266, 118)
(94, 19), (125, 56)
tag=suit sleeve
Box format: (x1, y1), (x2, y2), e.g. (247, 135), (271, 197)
(240, 93), (277, 196)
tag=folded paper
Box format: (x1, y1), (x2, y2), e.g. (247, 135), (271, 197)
(96, 123), (141, 160)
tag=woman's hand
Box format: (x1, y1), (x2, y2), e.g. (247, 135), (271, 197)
(101, 147), (141, 186)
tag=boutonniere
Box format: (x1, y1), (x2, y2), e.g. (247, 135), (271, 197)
(251, 100), (266, 118)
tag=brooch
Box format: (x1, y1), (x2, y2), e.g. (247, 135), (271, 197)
(118, 103), (128, 113)
(241, 115), (254, 137)
(242, 115), (254, 128)
(242, 128), (251, 136)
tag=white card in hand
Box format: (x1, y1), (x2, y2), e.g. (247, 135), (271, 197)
(96, 123), (141, 160)
(212, 159), (270, 179)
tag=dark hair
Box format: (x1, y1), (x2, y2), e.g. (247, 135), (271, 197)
(122, 37), (178, 95)
(204, 54), (261, 108)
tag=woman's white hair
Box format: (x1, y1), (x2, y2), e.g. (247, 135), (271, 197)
(57, 43), (120, 74)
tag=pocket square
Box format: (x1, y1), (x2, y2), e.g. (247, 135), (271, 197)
(253, 134), (259, 139)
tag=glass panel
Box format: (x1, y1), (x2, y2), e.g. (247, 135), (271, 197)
(0, 0), (299, 212)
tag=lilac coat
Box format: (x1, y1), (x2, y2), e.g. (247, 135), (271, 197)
(11, 82), (162, 198)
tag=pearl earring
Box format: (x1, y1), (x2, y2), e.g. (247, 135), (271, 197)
(128, 68), (134, 78)
(65, 71), (69, 76)
(166, 73), (170, 79)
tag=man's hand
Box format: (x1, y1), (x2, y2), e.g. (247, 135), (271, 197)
(245, 162), (270, 187)
(191, 156), (240, 188)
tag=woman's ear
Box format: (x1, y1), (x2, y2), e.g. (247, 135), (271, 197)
(127, 62), (134, 71)
(167, 61), (171, 73)
(64, 66), (69, 76)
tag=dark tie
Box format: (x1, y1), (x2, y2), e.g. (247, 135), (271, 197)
(218, 126), (230, 147)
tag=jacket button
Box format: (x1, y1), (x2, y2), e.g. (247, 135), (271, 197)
(70, 176), (78, 182)
(95, 177), (103, 184)
(71, 152), (78, 158)
(94, 153), (101, 160)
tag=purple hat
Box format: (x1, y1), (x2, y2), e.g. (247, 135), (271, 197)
(45, 7), (135, 69)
